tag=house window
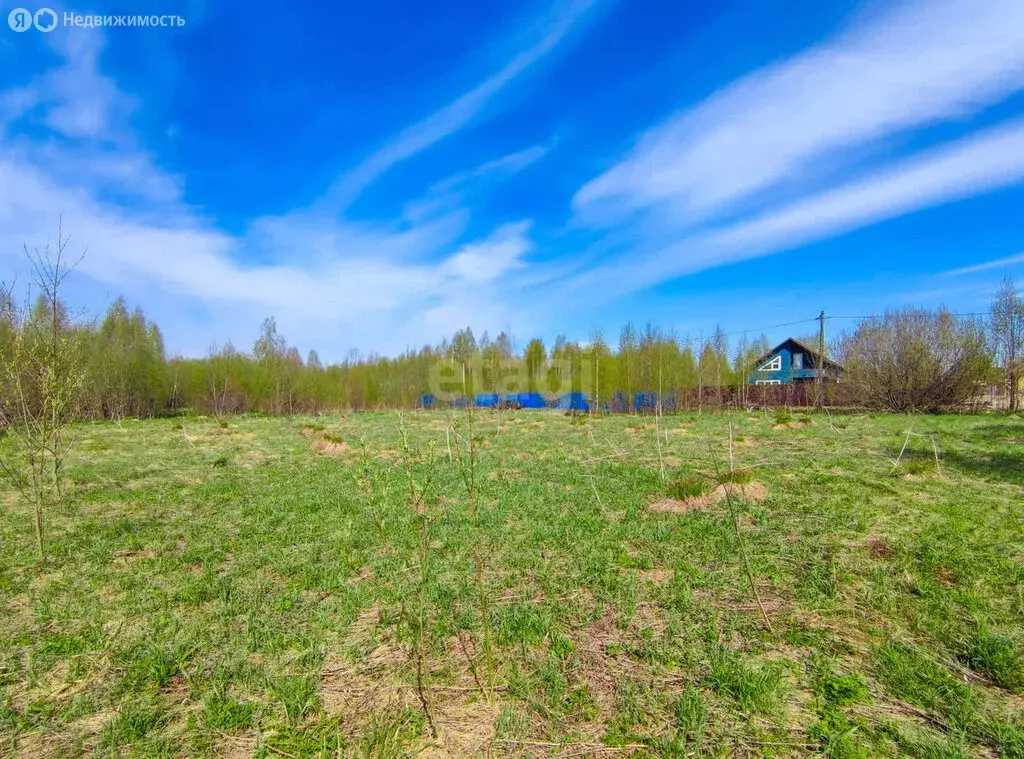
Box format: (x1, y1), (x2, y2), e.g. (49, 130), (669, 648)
(757, 355), (782, 372)
(793, 352), (803, 370)
(755, 379), (782, 385)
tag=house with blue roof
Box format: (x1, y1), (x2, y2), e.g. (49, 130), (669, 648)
(748, 338), (843, 385)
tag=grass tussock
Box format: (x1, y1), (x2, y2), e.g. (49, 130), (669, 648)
(666, 476), (708, 500)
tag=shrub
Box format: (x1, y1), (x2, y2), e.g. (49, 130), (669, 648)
(837, 309), (991, 412)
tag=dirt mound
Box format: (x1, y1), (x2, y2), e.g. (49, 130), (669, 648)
(773, 421), (812, 430)
(310, 438), (353, 456)
(711, 480), (768, 503)
(649, 481), (768, 515)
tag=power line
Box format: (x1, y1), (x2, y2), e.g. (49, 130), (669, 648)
(827, 312), (986, 320)
(688, 310), (986, 346)
(717, 318), (819, 339)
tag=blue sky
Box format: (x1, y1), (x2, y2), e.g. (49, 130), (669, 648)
(1, 0), (1024, 360)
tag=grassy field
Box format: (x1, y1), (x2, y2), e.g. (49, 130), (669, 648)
(1, 410), (1023, 758)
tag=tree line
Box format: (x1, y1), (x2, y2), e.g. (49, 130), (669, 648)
(1, 265), (1022, 419)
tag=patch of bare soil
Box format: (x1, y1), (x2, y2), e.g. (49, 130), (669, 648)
(637, 568), (673, 585)
(572, 612), (625, 716)
(214, 729), (261, 759)
(932, 566), (958, 587)
(649, 481), (768, 515)
(299, 425), (321, 437)
(420, 699), (498, 758)
(487, 468), (523, 483)
(13, 731), (69, 759)
(322, 608), (502, 758)
(867, 538), (896, 559)
(716, 585), (791, 616)
(320, 646), (410, 719)
(711, 480), (768, 503)
(113, 547), (160, 564)
(161, 673), (190, 704)
(237, 450), (266, 467)
(310, 438), (353, 456)
(648, 497), (702, 514)
(568, 608), (668, 737)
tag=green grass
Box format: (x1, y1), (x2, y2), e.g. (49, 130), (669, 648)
(666, 477), (708, 500)
(0, 410), (1022, 757)
(961, 624), (1024, 692)
(707, 647), (785, 713)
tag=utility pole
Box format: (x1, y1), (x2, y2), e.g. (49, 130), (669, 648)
(816, 310), (826, 408)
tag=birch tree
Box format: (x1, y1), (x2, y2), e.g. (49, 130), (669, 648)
(0, 227), (87, 557)
(990, 277), (1023, 411)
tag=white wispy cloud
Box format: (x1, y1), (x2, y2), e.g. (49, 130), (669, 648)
(401, 144), (552, 223)
(562, 118), (1024, 298)
(945, 252), (1024, 276)
(2, 30), (135, 142)
(430, 145), (550, 195)
(2, 28), (182, 207)
(574, 0), (1024, 225)
(441, 222), (532, 282)
(322, 0), (600, 209)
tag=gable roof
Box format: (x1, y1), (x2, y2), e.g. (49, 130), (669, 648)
(750, 337), (844, 372)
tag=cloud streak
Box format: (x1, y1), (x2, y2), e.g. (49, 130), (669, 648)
(565, 118), (1024, 297)
(945, 252), (1024, 276)
(574, 0), (1024, 225)
(323, 0), (601, 209)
